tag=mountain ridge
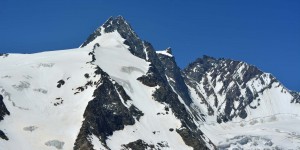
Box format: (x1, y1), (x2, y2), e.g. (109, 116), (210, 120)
(0, 16), (299, 150)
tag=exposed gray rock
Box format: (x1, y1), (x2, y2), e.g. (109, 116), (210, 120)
(45, 140), (64, 149)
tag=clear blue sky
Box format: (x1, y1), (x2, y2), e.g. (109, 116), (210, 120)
(0, 0), (299, 91)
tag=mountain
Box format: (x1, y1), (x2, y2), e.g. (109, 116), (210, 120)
(0, 16), (299, 150)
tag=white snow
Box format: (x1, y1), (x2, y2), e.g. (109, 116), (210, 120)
(0, 48), (100, 150)
(156, 50), (173, 57)
(91, 134), (107, 150)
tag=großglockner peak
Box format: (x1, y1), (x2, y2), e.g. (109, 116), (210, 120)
(81, 16), (146, 60)
(0, 16), (300, 150)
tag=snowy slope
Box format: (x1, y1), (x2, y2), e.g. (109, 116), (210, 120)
(0, 48), (100, 149)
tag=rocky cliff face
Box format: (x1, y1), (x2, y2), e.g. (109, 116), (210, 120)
(183, 56), (300, 123)
(183, 56), (266, 122)
(0, 16), (299, 150)
(157, 48), (193, 106)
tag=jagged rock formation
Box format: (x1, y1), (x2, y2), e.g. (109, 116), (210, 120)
(184, 56), (266, 122)
(183, 56), (300, 123)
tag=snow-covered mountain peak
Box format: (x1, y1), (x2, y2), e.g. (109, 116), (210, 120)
(80, 16), (149, 61)
(1, 16), (300, 150)
(81, 16), (134, 47)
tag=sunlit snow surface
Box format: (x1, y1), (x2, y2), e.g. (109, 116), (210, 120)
(156, 50), (173, 57)
(0, 48), (100, 149)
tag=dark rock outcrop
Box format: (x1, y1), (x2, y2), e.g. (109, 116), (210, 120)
(74, 67), (142, 149)
(157, 48), (192, 105)
(57, 80), (65, 88)
(0, 53), (9, 58)
(0, 95), (10, 121)
(137, 64), (165, 87)
(122, 139), (155, 150)
(0, 130), (8, 141)
(0, 95), (10, 141)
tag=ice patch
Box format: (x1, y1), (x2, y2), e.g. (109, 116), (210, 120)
(1, 75), (12, 78)
(12, 81), (30, 91)
(23, 126), (38, 132)
(121, 66), (145, 74)
(33, 88), (48, 94)
(37, 63), (55, 68)
(218, 135), (275, 150)
(45, 140), (65, 149)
